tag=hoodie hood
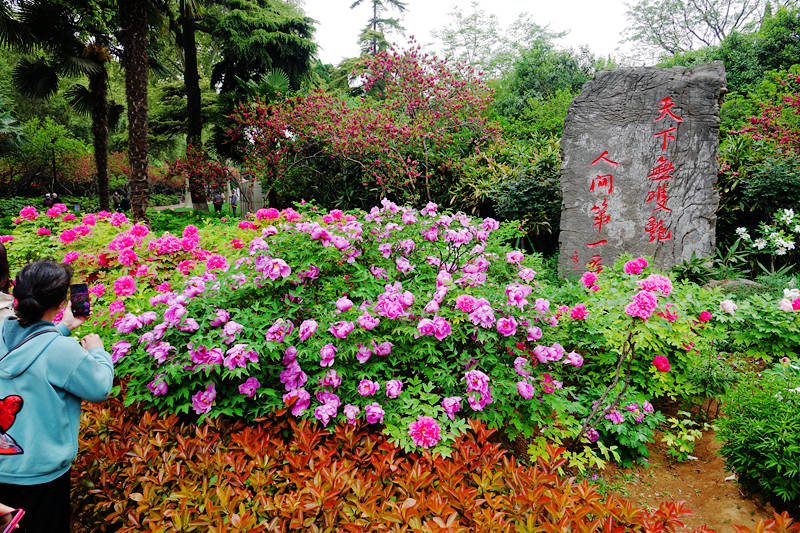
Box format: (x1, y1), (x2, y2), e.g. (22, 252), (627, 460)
(0, 318), (60, 378)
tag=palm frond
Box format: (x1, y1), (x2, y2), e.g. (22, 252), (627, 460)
(60, 54), (103, 77)
(147, 48), (173, 78)
(0, 3), (33, 51)
(262, 68), (290, 93)
(65, 83), (94, 116)
(13, 58), (59, 100)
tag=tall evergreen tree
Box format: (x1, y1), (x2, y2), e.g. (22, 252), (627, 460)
(350, 0), (407, 55)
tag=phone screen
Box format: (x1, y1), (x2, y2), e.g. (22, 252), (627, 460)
(70, 283), (91, 317)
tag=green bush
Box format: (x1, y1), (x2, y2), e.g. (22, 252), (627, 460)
(717, 360), (800, 514)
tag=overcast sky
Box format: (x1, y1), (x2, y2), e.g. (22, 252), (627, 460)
(303, 0), (636, 66)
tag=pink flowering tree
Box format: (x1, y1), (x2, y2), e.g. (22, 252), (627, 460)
(228, 40), (498, 208)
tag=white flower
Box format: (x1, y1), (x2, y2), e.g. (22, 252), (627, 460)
(794, 224), (800, 233)
(780, 208), (795, 224)
(754, 238), (767, 250)
(720, 299), (737, 315)
(776, 248), (787, 256)
(784, 288), (800, 299)
(779, 298), (794, 312)
(735, 227), (750, 240)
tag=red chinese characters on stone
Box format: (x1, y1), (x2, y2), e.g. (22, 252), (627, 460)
(647, 157), (674, 181)
(591, 174), (613, 194)
(653, 96), (683, 123)
(646, 182), (671, 212)
(569, 249), (580, 270)
(591, 198), (610, 233)
(653, 127), (677, 152)
(590, 150), (619, 167)
(645, 216), (671, 242)
(586, 254), (604, 273)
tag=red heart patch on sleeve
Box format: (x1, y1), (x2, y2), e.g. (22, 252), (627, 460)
(0, 395), (23, 433)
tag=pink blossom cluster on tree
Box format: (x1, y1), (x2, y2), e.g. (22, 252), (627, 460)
(229, 41), (498, 205)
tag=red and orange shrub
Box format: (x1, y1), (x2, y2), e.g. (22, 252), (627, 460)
(71, 393), (800, 532)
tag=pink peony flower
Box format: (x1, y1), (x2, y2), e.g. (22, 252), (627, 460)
(496, 316), (518, 337)
(109, 212), (129, 226)
(652, 355), (671, 372)
(580, 271), (598, 288)
(455, 294), (478, 313)
(637, 274), (673, 296)
(526, 326), (543, 341)
(408, 416), (441, 448)
(206, 254), (229, 272)
(604, 409), (624, 425)
(623, 257), (648, 275)
(62, 251), (79, 264)
(517, 380), (535, 399)
(343, 404), (360, 424)
(698, 311), (712, 322)
(37, 227), (51, 236)
(59, 229), (78, 243)
(364, 402), (384, 424)
(265, 318), (293, 343)
(89, 283), (106, 298)
(624, 290), (658, 320)
(564, 351), (584, 367)
(118, 247), (138, 266)
(570, 304), (588, 320)
(113, 275), (136, 297)
(336, 296), (353, 312)
(314, 403), (337, 426)
(357, 312), (379, 330)
(19, 206), (39, 220)
(442, 396), (462, 420)
(505, 250), (524, 265)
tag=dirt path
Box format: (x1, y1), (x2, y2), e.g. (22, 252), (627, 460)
(604, 429), (777, 532)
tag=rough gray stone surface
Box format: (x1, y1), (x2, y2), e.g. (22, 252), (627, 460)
(558, 62), (726, 276)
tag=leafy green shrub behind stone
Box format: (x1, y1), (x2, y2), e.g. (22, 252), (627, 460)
(717, 360), (800, 515)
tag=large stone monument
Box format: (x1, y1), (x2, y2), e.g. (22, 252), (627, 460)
(558, 62), (726, 276)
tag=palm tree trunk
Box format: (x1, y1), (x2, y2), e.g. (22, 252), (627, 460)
(89, 65), (110, 211)
(119, 0), (150, 221)
(179, 0), (208, 212)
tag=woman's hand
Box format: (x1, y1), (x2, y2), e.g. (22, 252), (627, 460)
(81, 333), (103, 351)
(60, 301), (87, 331)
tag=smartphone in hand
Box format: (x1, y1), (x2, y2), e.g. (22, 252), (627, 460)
(70, 283), (91, 317)
(0, 508), (24, 533)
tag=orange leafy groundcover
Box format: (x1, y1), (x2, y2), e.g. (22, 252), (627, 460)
(72, 396), (798, 532)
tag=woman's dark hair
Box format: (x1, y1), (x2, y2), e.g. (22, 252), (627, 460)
(0, 242), (9, 294)
(13, 260), (73, 327)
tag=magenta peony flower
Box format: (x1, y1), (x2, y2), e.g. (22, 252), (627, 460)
(496, 316), (518, 337)
(336, 296), (353, 312)
(191, 383), (216, 414)
(357, 312), (379, 330)
(62, 251), (79, 264)
(111, 341), (131, 363)
(239, 377), (260, 397)
(59, 229), (78, 244)
(364, 402), (384, 424)
(328, 320), (354, 339)
(408, 416), (441, 448)
(698, 311), (712, 322)
(320, 343), (337, 367)
(298, 319), (318, 341)
(526, 326), (543, 341)
(564, 351), (584, 367)
(358, 379), (380, 396)
(19, 206), (38, 220)
(385, 380), (403, 398)
(455, 294), (478, 313)
(505, 250), (524, 264)
(314, 403), (337, 426)
(147, 375), (168, 396)
(283, 388), (310, 416)
(624, 290), (658, 320)
(37, 227), (51, 236)
(604, 409), (624, 425)
(623, 257), (648, 275)
(636, 274), (673, 296)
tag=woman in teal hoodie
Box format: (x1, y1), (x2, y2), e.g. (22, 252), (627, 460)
(0, 260), (114, 532)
